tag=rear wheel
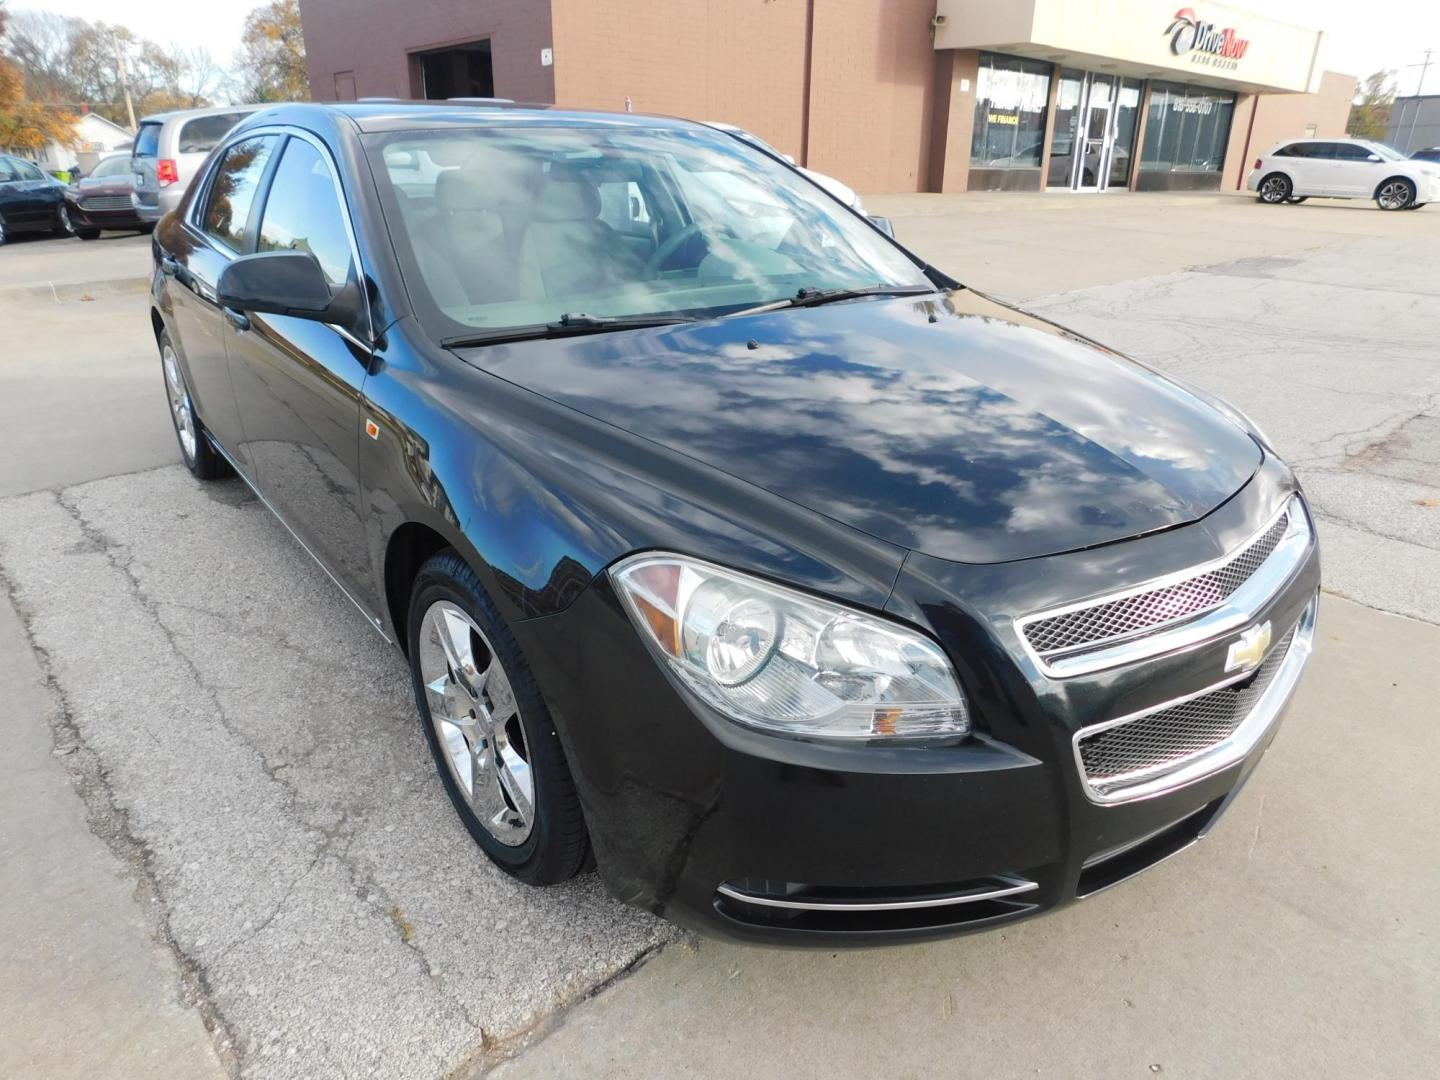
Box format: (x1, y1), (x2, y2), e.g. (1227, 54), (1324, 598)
(0, 215), (7, 245)
(1257, 174), (1291, 204)
(407, 551), (590, 885)
(159, 330), (230, 480)
(1376, 179), (1415, 211)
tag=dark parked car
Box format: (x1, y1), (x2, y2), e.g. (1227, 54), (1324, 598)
(66, 153), (149, 239)
(1413, 147), (1440, 164)
(0, 153), (72, 243)
(150, 103), (1320, 944)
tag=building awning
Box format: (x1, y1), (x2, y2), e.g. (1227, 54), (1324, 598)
(934, 0), (1324, 95)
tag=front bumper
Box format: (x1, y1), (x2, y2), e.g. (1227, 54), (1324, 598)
(68, 201), (146, 231)
(514, 468), (1320, 945)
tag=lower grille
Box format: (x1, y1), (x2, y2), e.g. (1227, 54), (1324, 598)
(1077, 611), (1306, 800)
(80, 195), (132, 211)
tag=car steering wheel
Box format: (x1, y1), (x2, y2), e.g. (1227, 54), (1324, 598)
(644, 223), (706, 277)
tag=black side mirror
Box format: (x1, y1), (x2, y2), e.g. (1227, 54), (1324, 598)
(217, 250), (363, 330)
(868, 215), (896, 238)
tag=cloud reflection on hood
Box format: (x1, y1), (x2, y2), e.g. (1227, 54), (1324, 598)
(464, 291), (1259, 563)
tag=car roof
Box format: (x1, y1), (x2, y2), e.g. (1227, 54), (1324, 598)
(136, 102), (272, 126)
(227, 100), (711, 137)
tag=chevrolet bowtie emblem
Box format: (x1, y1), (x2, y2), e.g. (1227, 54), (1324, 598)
(1225, 621), (1272, 674)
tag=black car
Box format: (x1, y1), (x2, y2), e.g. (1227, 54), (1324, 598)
(65, 153), (149, 238)
(0, 153), (73, 243)
(1413, 147), (1440, 164)
(149, 103), (1320, 944)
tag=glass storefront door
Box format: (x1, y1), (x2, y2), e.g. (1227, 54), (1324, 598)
(1047, 71), (1143, 193)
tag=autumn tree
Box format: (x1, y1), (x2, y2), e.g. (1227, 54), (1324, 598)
(0, 0), (78, 152)
(238, 0), (308, 102)
(1347, 70), (1396, 141)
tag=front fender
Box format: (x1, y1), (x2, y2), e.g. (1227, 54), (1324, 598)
(357, 320), (908, 636)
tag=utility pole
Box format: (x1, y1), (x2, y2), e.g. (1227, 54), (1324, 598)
(110, 29), (137, 131)
(1402, 48), (1433, 150)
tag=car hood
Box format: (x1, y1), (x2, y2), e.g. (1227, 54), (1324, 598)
(455, 290), (1261, 563)
(76, 177), (134, 196)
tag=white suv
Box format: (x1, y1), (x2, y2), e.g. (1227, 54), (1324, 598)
(1248, 138), (1440, 211)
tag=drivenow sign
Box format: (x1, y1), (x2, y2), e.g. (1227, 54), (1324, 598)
(933, 0), (1323, 95)
(1165, 7), (1251, 71)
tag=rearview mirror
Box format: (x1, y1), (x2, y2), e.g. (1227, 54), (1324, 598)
(868, 215), (896, 238)
(217, 250), (363, 329)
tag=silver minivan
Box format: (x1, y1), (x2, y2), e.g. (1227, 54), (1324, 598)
(131, 103), (271, 222)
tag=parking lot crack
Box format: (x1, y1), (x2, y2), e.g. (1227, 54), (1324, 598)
(0, 559), (243, 1078)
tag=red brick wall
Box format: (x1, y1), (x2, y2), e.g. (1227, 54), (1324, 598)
(549, 0), (811, 161)
(299, 0), (947, 192)
(804, 0), (940, 193)
(298, 0), (556, 104)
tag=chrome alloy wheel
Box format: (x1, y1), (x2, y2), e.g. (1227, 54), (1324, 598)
(58, 204), (74, 234)
(1259, 176), (1289, 203)
(1377, 180), (1413, 210)
(162, 343), (198, 462)
(418, 600), (535, 846)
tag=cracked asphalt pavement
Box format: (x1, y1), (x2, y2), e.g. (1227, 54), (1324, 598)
(2, 198), (1437, 1078)
(0, 468), (668, 1079)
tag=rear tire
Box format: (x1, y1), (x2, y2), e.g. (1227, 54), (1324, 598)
(159, 330), (231, 480)
(52, 204), (75, 237)
(76, 228), (101, 240)
(1257, 174), (1291, 204)
(407, 551), (590, 886)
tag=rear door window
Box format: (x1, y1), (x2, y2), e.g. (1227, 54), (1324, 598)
(179, 114), (247, 155)
(202, 136), (278, 252)
(133, 122), (162, 159)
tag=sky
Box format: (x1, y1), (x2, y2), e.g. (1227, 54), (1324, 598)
(10, 0), (1440, 97)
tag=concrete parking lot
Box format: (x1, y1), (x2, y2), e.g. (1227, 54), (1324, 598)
(1, 195), (1437, 1078)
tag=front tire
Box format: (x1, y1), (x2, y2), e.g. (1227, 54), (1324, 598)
(1257, 174), (1291, 204)
(1376, 179), (1415, 211)
(407, 551), (590, 885)
(159, 330), (230, 480)
(52, 204), (75, 237)
(76, 227), (101, 240)
(1286, 195), (1308, 204)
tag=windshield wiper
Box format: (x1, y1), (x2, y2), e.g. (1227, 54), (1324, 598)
(443, 312), (699, 349)
(727, 284), (937, 318)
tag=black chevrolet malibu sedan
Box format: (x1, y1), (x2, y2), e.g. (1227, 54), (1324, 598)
(149, 102), (1319, 944)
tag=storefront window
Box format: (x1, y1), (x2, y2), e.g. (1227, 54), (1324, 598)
(1140, 82), (1236, 174)
(971, 54), (1052, 169)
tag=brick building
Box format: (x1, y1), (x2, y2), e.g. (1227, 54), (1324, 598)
(297, 0), (1354, 195)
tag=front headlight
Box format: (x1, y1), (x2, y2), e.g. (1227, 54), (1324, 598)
(611, 553), (970, 741)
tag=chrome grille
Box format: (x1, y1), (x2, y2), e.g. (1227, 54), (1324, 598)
(1023, 505), (1292, 660)
(79, 195), (132, 211)
(1078, 623), (1296, 791)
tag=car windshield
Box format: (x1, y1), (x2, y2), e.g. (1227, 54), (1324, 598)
(89, 156), (132, 178)
(368, 125), (926, 339)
